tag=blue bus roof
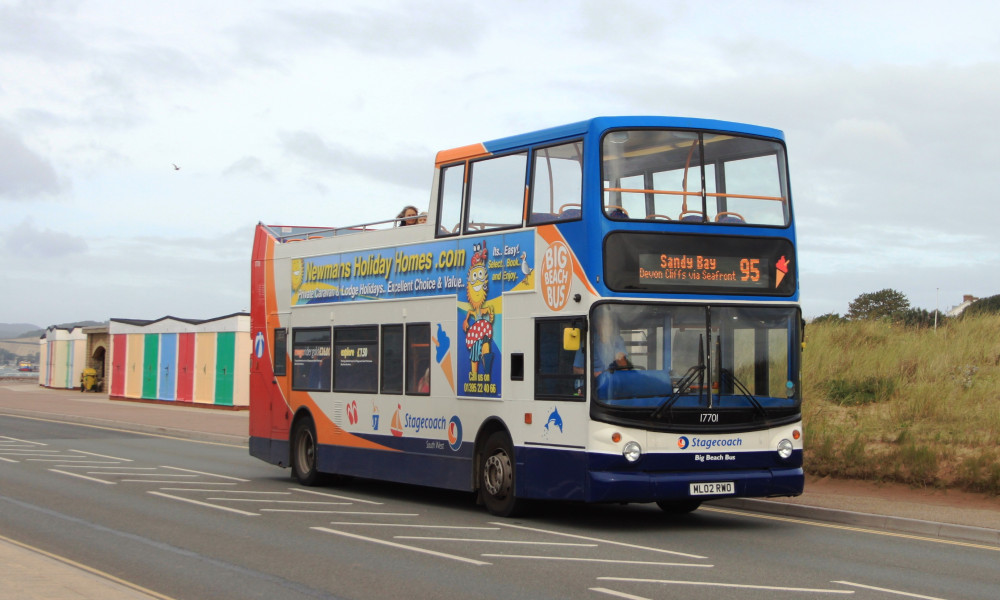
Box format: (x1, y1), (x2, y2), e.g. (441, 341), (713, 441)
(481, 116), (785, 155)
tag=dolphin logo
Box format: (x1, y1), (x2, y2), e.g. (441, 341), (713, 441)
(545, 407), (563, 433)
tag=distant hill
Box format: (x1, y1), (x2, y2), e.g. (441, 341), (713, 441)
(0, 323), (41, 339)
(5, 320), (107, 340)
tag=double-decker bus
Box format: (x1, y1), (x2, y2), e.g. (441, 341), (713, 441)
(249, 116), (803, 516)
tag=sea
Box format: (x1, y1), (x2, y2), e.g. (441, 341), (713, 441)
(0, 366), (38, 379)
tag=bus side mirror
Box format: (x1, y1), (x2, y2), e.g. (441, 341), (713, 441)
(563, 327), (581, 352)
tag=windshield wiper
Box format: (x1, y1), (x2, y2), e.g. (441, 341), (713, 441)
(649, 365), (705, 420)
(717, 368), (769, 418)
(650, 335), (705, 420)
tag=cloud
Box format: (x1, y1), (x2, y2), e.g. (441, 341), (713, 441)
(1, 218), (86, 259)
(223, 156), (271, 178)
(279, 130), (429, 190)
(0, 125), (62, 199)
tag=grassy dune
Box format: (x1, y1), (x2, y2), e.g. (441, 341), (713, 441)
(803, 314), (1000, 495)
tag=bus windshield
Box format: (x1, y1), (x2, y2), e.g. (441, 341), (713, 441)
(589, 303), (800, 423)
(602, 129), (789, 226)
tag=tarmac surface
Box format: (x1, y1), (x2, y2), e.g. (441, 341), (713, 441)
(1, 380), (998, 599)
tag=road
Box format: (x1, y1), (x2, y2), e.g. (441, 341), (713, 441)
(1, 414), (997, 600)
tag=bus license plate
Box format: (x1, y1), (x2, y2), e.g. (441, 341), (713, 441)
(690, 481), (735, 496)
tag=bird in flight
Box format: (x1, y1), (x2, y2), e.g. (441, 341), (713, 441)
(172, 164), (180, 170)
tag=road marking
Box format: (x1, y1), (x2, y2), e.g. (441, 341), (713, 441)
(0, 436), (46, 445)
(590, 588), (651, 600)
(395, 536), (598, 547)
(27, 458), (117, 462)
(492, 522), (707, 559)
(182, 490), (292, 495)
(160, 465), (249, 481)
(0, 413), (244, 447)
(0, 449), (61, 454)
(209, 499), (351, 505)
(329, 522), (500, 530)
(597, 577), (853, 594)
(312, 526), (490, 566)
(483, 554), (711, 567)
(122, 479), (211, 483)
(0, 456), (18, 463)
(261, 509), (419, 515)
(50, 462), (123, 466)
(159, 488), (281, 493)
(702, 506), (1000, 552)
(290, 487), (384, 505)
(101, 473), (198, 477)
(83, 467), (157, 472)
(69, 449), (133, 461)
(0, 532), (177, 600)
(148, 491), (259, 516)
(833, 581), (949, 599)
(49, 469), (114, 484)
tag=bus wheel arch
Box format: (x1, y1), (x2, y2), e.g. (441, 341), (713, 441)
(474, 421), (526, 517)
(289, 409), (322, 486)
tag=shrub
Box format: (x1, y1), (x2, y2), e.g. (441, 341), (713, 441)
(823, 376), (896, 406)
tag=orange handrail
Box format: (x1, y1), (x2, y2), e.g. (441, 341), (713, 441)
(603, 187), (785, 202)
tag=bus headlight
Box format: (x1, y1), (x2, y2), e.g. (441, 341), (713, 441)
(777, 438), (794, 459)
(623, 441), (642, 463)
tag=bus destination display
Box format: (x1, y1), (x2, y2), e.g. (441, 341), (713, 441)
(638, 253), (770, 288)
(604, 232), (795, 296)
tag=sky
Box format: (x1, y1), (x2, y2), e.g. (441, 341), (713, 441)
(1, 0), (999, 327)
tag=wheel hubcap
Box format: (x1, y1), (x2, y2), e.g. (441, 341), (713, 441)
(484, 452), (510, 497)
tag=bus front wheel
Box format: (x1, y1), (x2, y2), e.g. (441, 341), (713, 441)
(656, 499), (701, 514)
(480, 432), (525, 517)
(291, 417), (321, 486)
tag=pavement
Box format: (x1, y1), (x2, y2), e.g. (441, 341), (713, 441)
(1, 380), (998, 599)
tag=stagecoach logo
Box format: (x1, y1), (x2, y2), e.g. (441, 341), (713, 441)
(447, 416), (463, 451)
(346, 400), (358, 425)
(678, 436), (744, 450)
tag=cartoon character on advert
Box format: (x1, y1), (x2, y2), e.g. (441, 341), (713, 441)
(463, 242), (494, 376)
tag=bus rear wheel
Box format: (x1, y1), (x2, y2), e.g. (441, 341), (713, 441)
(656, 499), (701, 514)
(480, 432), (525, 517)
(291, 417), (321, 486)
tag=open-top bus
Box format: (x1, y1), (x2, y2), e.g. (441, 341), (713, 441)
(249, 116), (803, 516)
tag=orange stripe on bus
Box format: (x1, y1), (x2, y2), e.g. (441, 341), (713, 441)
(435, 143), (490, 167)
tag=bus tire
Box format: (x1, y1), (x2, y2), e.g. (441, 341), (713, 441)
(480, 432), (525, 517)
(291, 416), (322, 486)
(656, 499), (701, 514)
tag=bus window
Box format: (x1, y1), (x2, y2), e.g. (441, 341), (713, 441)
(406, 323), (430, 395)
(333, 326), (378, 393)
(273, 328), (287, 376)
(291, 327), (331, 392)
(438, 163), (465, 236)
(466, 153), (527, 232)
(602, 130), (788, 226)
(528, 142), (583, 224)
(380, 325), (403, 394)
(535, 318), (585, 399)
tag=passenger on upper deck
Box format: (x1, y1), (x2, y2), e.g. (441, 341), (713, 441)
(396, 205), (418, 226)
(416, 212), (427, 224)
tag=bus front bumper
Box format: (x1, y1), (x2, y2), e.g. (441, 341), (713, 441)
(586, 466), (804, 503)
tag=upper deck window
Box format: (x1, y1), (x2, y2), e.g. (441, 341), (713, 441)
(602, 129), (789, 226)
(466, 152), (527, 233)
(528, 141), (584, 224)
